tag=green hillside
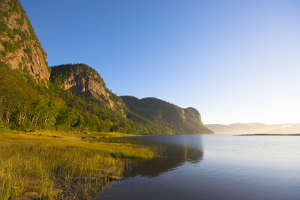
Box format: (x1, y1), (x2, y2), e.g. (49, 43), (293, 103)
(121, 96), (213, 134)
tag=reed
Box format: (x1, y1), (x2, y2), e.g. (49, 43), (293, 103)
(0, 130), (153, 199)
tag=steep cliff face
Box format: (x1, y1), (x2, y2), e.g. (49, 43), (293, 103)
(50, 64), (126, 113)
(182, 107), (209, 133)
(121, 96), (213, 134)
(0, 0), (49, 81)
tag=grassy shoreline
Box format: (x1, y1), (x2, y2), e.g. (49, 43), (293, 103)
(0, 130), (154, 200)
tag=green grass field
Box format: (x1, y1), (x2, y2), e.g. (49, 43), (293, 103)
(0, 130), (153, 200)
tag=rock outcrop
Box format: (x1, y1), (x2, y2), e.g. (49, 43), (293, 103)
(0, 0), (50, 82)
(50, 64), (126, 112)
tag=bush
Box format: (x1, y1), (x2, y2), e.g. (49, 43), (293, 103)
(0, 120), (4, 128)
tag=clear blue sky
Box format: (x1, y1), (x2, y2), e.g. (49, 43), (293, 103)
(20, 0), (300, 124)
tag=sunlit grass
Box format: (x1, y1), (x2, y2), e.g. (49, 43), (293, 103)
(0, 130), (153, 199)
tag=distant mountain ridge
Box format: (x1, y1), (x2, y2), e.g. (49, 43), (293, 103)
(206, 123), (300, 134)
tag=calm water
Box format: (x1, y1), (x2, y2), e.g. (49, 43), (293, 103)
(97, 135), (300, 200)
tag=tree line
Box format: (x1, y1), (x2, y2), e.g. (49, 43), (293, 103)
(0, 65), (169, 134)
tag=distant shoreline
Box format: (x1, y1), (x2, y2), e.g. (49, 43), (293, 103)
(236, 134), (300, 136)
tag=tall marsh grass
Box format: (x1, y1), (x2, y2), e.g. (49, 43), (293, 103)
(0, 131), (153, 199)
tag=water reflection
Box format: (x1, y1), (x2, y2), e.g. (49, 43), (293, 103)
(98, 135), (300, 200)
(124, 135), (204, 177)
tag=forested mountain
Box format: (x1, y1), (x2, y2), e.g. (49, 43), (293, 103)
(121, 96), (213, 134)
(0, 0), (212, 134)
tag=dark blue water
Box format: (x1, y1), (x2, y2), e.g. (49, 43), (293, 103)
(97, 135), (300, 200)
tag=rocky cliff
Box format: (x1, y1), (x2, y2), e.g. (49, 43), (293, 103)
(121, 96), (213, 134)
(0, 0), (49, 81)
(50, 64), (126, 113)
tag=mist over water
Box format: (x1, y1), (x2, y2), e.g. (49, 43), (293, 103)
(97, 135), (300, 200)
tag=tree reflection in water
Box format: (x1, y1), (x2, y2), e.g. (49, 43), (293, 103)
(123, 135), (204, 178)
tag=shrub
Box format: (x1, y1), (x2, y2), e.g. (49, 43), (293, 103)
(0, 120), (4, 128)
